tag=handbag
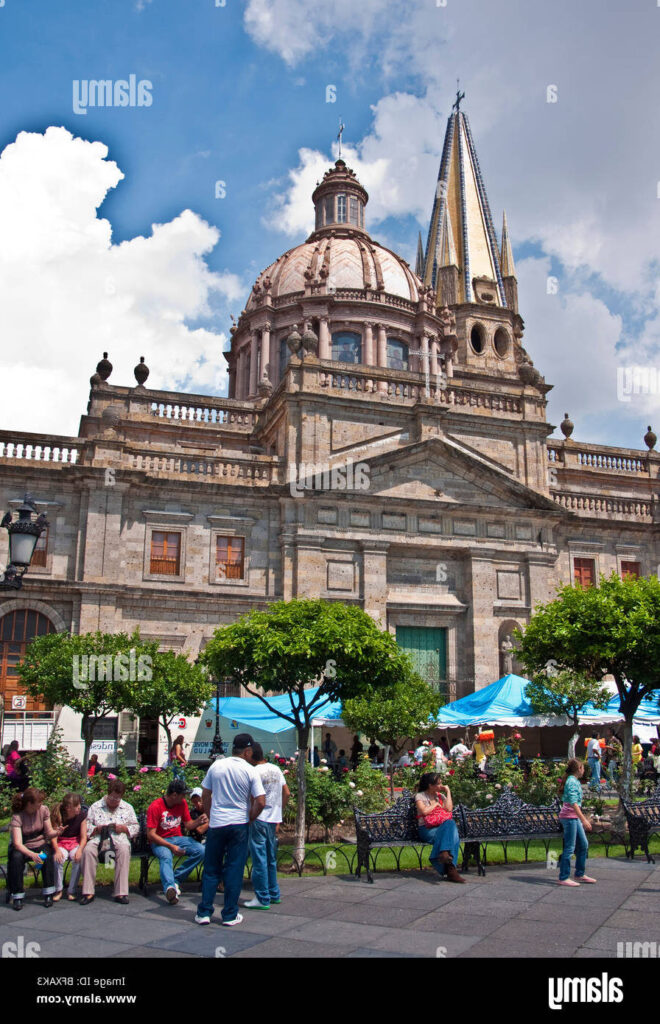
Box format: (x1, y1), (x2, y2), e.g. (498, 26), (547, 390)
(423, 802), (452, 827)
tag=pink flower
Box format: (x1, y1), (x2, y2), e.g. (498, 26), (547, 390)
(107, 774), (117, 780)
(154, 767), (161, 772)
(139, 767), (148, 773)
(133, 785), (141, 791)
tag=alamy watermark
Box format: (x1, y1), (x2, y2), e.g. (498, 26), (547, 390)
(617, 939), (659, 958)
(288, 460), (370, 499)
(616, 365), (660, 403)
(73, 651), (153, 690)
(2, 937), (40, 958)
(73, 75), (153, 116)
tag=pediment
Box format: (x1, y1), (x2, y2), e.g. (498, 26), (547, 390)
(359, 437), (561, 512)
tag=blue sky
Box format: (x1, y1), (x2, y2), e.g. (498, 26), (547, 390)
(1, 0), (659, 449)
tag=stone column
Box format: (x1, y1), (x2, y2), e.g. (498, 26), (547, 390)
(280, 532), (296, 601)
(249, 330), (259, 397)
(269, 329), (278, 386)
(420, 334), (430, 396)
(260, 326), (270, 383)
(429, 336), (439, 377)
(376, 324), (388, 393)
(228, 364), (236, 399)
(364, 322), (374, 365)
(361, 541), (389, 626)
(318, 317), (331, 360)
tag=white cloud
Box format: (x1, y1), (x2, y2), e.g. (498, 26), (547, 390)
(0, 127), (242, 437)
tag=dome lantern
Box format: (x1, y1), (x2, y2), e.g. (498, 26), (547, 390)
(310, 160), (369, 238)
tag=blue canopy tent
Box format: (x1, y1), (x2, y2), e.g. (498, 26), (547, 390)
(433, 673), (660, 729)
(191, 687), (343, 760)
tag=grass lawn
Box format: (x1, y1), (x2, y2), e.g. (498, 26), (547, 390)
(2, 819), (659, 889)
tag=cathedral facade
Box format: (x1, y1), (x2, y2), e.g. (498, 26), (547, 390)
(1, 104), (658, 762)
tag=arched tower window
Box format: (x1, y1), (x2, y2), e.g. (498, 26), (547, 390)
(279, 337), (290, 380)
(387, 338), (409, 370)
(336, 194), (347, 223)
(332, 331), (362, 364)
(470, 323), (485, 354)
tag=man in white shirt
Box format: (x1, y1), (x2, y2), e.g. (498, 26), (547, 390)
(586, 732), (602, 792)
(195, 733), (265, 927)
(449, 738), (471, 761)
(243, 743), (290, 909)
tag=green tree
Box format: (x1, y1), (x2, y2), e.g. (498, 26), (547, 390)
(18, 630), (159, 779)
(123, 650), (215, 756)
(515, 573), (660, 795)
(342, 673), (441, 790)
(201, 598), (412, 867)
(525, 668), (612, 759)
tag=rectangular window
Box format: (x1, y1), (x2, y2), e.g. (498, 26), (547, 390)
(150, 531), (181, 575)
(620, 560), (641, 579)
(31, 528), (49, 568)
(349, 196), (359, 225)
(337, 194), (347, 223)
(324, 196), (334, 225)
(574, 557), (595, 587)
(216, 536), (245, 581)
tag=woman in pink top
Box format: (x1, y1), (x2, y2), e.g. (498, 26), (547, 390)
(8, 788), (59, 910)
(51, 793), (88, 901)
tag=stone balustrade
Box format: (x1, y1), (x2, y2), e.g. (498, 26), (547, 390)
(547, 442), (649, 475)
(148, 400), (256, 429)
(552, 490), (653, 519)
(0, 433), (81, 464)
(128, 449), (280, 485)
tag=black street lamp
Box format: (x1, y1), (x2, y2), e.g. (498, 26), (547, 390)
(0, 495), (49, 590)
(210, 678), (226, 759)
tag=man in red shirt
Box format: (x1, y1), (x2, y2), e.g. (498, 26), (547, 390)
(146, 780), (207, 904)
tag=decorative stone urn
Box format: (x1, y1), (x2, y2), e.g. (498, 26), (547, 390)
(134, 356), (150, 386)
(560, 413), (574, 439)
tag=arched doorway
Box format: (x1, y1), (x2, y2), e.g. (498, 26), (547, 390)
(0, 609), (56, 712)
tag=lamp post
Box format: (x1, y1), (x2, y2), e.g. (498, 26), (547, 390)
(0, 495), (49, 590)
(210, 678), (226, 759)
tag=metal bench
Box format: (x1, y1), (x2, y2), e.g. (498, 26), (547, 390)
(622, 783), (660, 864)
(354, 789), (565, 881)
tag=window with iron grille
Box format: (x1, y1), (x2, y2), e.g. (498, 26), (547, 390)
(216, 536), (245, 580)
(150, 531), (181, 575)
(620, 560), (641, 579)
(573, 557), (595, 587)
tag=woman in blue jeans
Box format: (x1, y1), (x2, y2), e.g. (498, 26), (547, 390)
(415, 773), (465, 883)
(558, 758), (596, 886)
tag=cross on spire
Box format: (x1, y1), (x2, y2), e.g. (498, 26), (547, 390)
(453, 80), (465, 112)
(337, 118), (345, 158)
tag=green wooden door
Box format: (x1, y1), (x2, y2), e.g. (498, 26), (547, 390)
(395, 626), (447, 687)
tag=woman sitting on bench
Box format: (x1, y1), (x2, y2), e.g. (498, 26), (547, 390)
(415, 773), (465, 884)
(8, 787), (59, 910)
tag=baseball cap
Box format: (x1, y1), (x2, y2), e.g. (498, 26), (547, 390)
(190, 787), (203, 798)
(233, 733), (254, 751)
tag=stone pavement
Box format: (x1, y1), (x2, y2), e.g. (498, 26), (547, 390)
(1, 857), (657, 959)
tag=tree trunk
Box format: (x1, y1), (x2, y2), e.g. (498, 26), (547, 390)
(568, 718), (579, 760)
(81, 715), (95, 781)
(293, 724), (310, 871)
(621, 715), (634, 798)
(161, 719), (173, 763)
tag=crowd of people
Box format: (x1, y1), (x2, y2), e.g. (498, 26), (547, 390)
(5, 733), (291, 926)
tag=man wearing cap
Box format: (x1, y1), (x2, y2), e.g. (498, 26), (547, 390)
(189, 788), (209, 844)
(195, 733), (265, 927)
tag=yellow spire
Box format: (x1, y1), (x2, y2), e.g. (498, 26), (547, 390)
(500, 210), (516, 278)
(423, 102), (505, 306)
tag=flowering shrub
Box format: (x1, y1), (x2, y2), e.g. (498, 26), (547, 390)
(281, 753), (388, 839)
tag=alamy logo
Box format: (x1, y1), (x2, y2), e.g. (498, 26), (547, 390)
(73, 75), (153, 115)
(617, 365), (660, 403)
(288, 460), (370, 498)
(2, 937), (40, 958)
(617, 940), (659, 958)
(548, 975), (623, 1010)
(72, 651), (153, 689)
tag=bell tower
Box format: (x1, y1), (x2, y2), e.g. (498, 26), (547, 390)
(420, 94), (536, 386)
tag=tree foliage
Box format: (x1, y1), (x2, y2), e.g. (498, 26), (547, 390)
(525, 669), (612, 758)
(342, 674), (442, 765)
(123, 650), (214, 753)
(515, 572), (660, 792)
(201, 599), (413, 865)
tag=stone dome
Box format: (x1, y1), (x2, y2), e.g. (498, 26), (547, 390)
(247, 234), (421, 310)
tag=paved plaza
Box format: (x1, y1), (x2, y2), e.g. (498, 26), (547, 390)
(1, 857), (657, 959)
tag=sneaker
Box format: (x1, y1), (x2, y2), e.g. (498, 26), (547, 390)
(174, 883), (181, 896)
(557, 879), (580, 886)
(166, 886), (179, 905)
(578, 875), (597, 884)
(194, 914), (211, 925)
(222, 913), (243, 927)
(243, 898), (270, 909)
(270, 898), (281, 904)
